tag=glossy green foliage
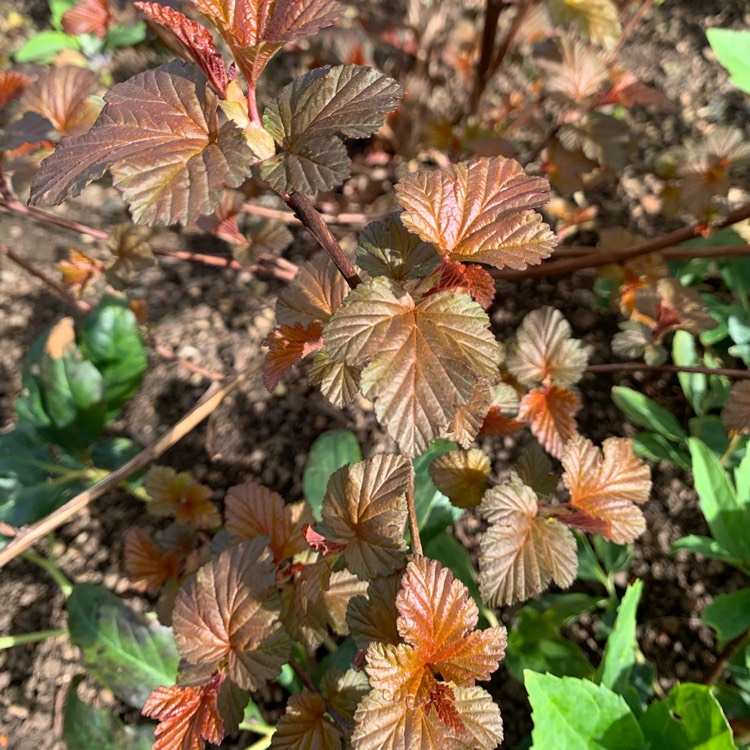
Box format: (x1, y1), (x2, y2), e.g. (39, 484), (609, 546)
(707, 28), (750, 94)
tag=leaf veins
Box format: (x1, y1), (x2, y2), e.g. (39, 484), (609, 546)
(429, 449), (491, 509)
(517, 385), (582, 459)
(270, 690), (342, 750)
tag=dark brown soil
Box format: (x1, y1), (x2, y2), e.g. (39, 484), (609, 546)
(1, 1), (749, 748)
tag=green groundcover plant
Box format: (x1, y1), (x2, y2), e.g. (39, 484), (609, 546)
(0, 0), (749, 748)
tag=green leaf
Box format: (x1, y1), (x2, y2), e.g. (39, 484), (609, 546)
(593, 536), (633, 577)
(14, 30), (79, 63)
(66, 584), (179, 708)
(689, 437), (750, 567)
(707, 28), (750, 94)
(672, 331), (707, 414)
(63, 675), (155, 750)
(505, 609), (594, 683)
(90, 437), (140, 471)
(640, 683), (736, 750)
(105, 21), (147, 48)
(736, 449), (750, 504)
(412, 438), (461, 542)
(670, 534), (743, 567)
(703, 588), (750, 645)
(689, 415), (730, 459)
(303, 430), (361, 521)
(261, 65), (403, 194)
(611, 386), (688, 443)
(49, 0), (78, 29)
(597, 581), (643, 695)
(80, 296), (147, 420)
(529, 593), (602, 628)
(526, 671), (645, 749)
(633, 432), (691, 470)
(422, 531), (480, 605)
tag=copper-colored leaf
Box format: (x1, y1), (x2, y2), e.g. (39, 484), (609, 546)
(653, 278), (718, 341)
(308, 349), (361, 408)
(61, 0), (112, 38)
(270, 690), (342, 750)
(261, 65), (403, 194)
(263, 321), (324, 391)
(450, 380), (496, 448)
(0, 70), (34, 110)
(105, 224), (154, 289)
(55, 248), (102, 296)
(478, 480), (577, 606)
(30, 61), (253, 226)
(145, 466), (220, 529)
(507, 306), (588, 387)
(172, 539), (290, 690)
(320, 454), (409, 579)
(142, 672), (225, 750)
(540, 35), (608, 103)
(562, 436), (652, 543)
(234, 216), (294, 266)
(429, 449), (491, 508)
(721, 381), (750, 436)
(135, 2), (230, 94)
(346, 573), (402, 650)
(518, 385), (582, 459)
(320, 668), (370, 723)
(480, 382), (525, 437)
(324, 277), (501, 456)
(547, 0), (621, 50)
(224, 482), (312, 563)
(395, 156), (556, 271)
(430, 258), (496, 310)
(124, 527), (180, 594)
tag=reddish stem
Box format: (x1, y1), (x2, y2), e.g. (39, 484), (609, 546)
(0, 196), (108, 239)
(287, 657), (352, 733)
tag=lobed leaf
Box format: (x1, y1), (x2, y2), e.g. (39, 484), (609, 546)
(507, 307), (587, 388)
(515, 443), (557, 496)
(324, 277), (501, 456)
(262, 321), (324, 392)
(224, 481), (312, 563)
(144, 466), (220, 529)
(480, 382), (525, 437)
(308, 350), (361, 408)
(518, 385), (582, 459)
(270, 690), (342, 750)
(123, 527), (180, 594)
(172, 539), (290, 690)
(430, 259), (496, 310)
(562, 436), (652, 544)
(428, 449), (491, 509)
(261, 65), (403, 193)
(346, 573), (402, 650)
(0, 70), (34, 109)
(395, 156), (556, 270)
(321, 454), (410, 579)
(61, 0), (111, 38)
(30, 61), (253, 226)
(478, 481), (577, 606)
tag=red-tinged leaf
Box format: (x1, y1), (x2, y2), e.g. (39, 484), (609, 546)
(480, 382), (525, 437)
(303, 524), (346, 555)
(270, 690), (342, 750)
(142, 671), (225, 750)
(602, 70), (675, 109)
(366, 641), (433, 703)
(55, 248), (102, 296)
(429, 682), (465, 734)
(308, 349), (361, 408)
(324, 277), (501, 456)
(263, 321), (324, 391)
(124, 527), (180, 594)
(61, 0), (112, 38)
(321, 454), (410, 579)
(135, 2), (230, 94)
(225, 482), (312, 563)
(540, 35), (608, 103)
(276, 252), (350, 327)
(430, 258), (496, 309)
(0, 70), (34, 110)
(16, 66), (99, 138)
(518, 385), (582, 459)
(234, 217), (294, 267)
(450, 380), (495, 448)
(556, 508), (610, 535)
(395, 156), (556, 271)
(172, 539), (290, 690)
(562, 436), (652, 543)
(478, 480), (577, 606)
(721, 380), (750, 436)
(261, 65), (403, 194)
(429, 449), (491, 509)
(145, 466), (220, 530)
(30, 61), (253, 226)
(346, 573), (402, 650)
(507, 306), (587, 387)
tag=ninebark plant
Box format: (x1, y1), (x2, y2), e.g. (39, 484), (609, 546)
(4, 0), (681, 748)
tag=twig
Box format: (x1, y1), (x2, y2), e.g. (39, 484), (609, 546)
(704, 630), (750, 685)
(610, 0), (655, 61)
(586, 362), (750, 379)
(152, 343), (226, 382)
(287, 657), (352, 734)
(492, 204), (750, 280)
(285, 193), (362, 289)
(521, 121), (562, 167)
(0, 357), (262, 568)
(0, 628), (68, 650)
(549, 244), (750, 261)
(470, 0), (508, 113)
(487, 0), (533, 81)
(0, 196), (108, 239)
(0, 242), (92, 313)
(405, 459), (422, 556)
(242, 202), (371, 228)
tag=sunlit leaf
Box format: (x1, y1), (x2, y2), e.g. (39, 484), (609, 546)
(428, 449), (491, 509)
(172, 539), (290, 690)
(320, 668), (370, 722)
(263, 321), (324, 391)
(540, 35), (608, 103)
(144, 466), (220, 529)
(395, 156), (556, 271)
(308, 349), (361, 408)
(270, 690), (342, 750)
(320, 454), (410, 579)
(518, 385), (582, 459)
(547, 0), (621, 50)
(30, 61), (253, 226)
(478, 480), (577, 606)
(0, 70), (34, 110)
(225, 481), (312, 563)
(450, 380), (495, 448)
(324, 277), (501, 455)
(480, 382), (525, 437)
(721, 381), (750, 436)
(261, 65), (403, 193)
(430, 258), (496, 310)
(61, 0), (111, 38)
(124, 527), (180, 594)
(56, 248), (102, 296)
(507, 307), (587, 388)
(562, 436), (652, 544)
(346, 573), (402, 650)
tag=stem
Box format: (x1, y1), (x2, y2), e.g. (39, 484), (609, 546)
(247, 86), (261, 126)
(285, 192), (362, 289)
(720, 433), (743, 466)
(704, 629), (750, 685)
(287, 657), (352, 734)
(0, 357), (263, 568)
(609, 0), (655, 61)
(521, 121), (562, 167)
(492, 204), (750, 280)
(586, 362), (750, 379)
(152, 343), (226, 381)
(242, 202), (371, 228)
(0, 242), (91, 313)
(0, 196), (109, 239)
(405, 459), (423, 557)
(20, 550), (73, 597)
(0, 628), (68, 650)
(486, 1), (533, 81)
(470, 0), (506, 112)
(551, 244), (750, 262)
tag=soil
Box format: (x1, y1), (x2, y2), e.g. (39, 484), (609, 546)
(1, 1), (750, 749)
